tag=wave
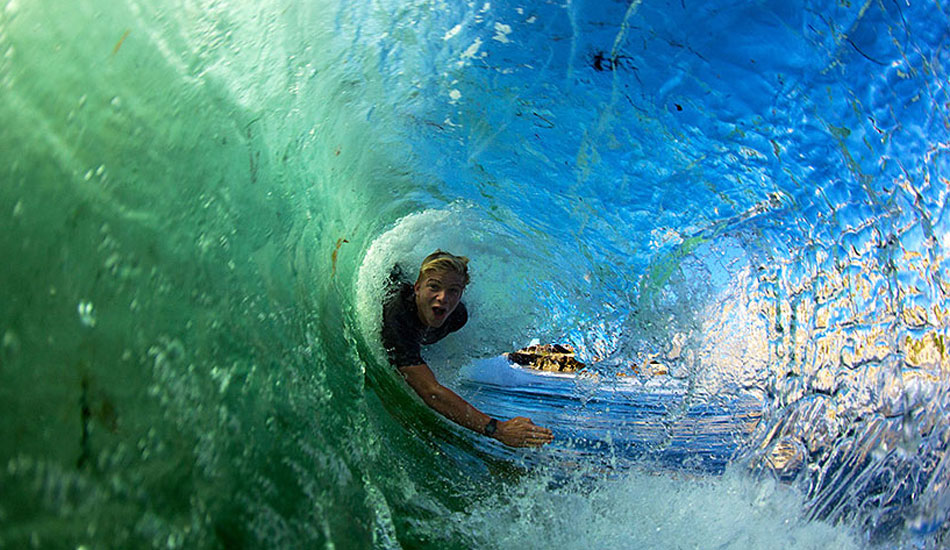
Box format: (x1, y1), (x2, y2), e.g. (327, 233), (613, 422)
(1, 0), (948, 548)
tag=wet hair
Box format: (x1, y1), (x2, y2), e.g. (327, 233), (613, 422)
(416, 250), (470, 286)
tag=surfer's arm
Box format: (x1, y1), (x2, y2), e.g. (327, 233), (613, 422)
(399, 363), (554, 447)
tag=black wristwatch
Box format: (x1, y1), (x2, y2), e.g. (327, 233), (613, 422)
(483, 418), (498, 437)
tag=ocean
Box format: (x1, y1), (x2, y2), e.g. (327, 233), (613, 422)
(1, 0), (948, 548)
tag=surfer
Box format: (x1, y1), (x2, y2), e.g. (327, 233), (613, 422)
(382, 250), (554, 448)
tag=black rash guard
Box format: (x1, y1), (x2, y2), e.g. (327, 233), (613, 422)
(381, 266), (468, 369)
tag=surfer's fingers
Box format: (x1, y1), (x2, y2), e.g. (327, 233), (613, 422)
(526, 431), (553, 443)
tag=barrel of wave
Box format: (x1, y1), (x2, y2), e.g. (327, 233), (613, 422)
(355, 204), (570, 373)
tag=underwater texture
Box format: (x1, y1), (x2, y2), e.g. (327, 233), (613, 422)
(1, 0), (948, 548)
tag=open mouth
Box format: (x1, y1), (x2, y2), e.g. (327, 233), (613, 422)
(432, 306), (447, 318)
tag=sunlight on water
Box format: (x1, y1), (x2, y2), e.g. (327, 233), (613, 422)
(1, 0), (948, 547)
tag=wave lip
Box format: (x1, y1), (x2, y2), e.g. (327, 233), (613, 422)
(2, 0), (949, 547)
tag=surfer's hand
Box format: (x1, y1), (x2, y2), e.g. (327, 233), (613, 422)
(495, 417), (554, 448)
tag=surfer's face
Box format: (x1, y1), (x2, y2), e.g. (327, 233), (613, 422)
(414, 270), (465, 328)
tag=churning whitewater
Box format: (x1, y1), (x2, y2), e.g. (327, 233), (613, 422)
(1, 0), (948, 548)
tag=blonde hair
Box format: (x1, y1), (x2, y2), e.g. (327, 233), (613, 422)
(417, 250), (470, 286)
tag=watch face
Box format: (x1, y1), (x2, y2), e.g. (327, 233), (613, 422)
(484, 419), (497, 436)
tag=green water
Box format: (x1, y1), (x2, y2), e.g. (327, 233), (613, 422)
(1, 1), (553, 546)
(3, 0), (948, 548)
(2, 0), (383, 545)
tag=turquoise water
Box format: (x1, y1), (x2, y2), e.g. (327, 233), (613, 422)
(1, 0), (948, 548)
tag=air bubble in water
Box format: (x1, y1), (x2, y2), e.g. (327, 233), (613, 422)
(2, 329), (20, 364)
(78, 300), (97, 327)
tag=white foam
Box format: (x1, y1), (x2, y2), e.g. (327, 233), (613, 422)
(452, 466), (861, 550)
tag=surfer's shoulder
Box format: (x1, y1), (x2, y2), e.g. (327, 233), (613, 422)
(448, 301), (468, 332)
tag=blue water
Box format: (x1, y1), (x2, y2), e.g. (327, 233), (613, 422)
(1, 0), (948, 548)
(458, 357), (762, 474)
